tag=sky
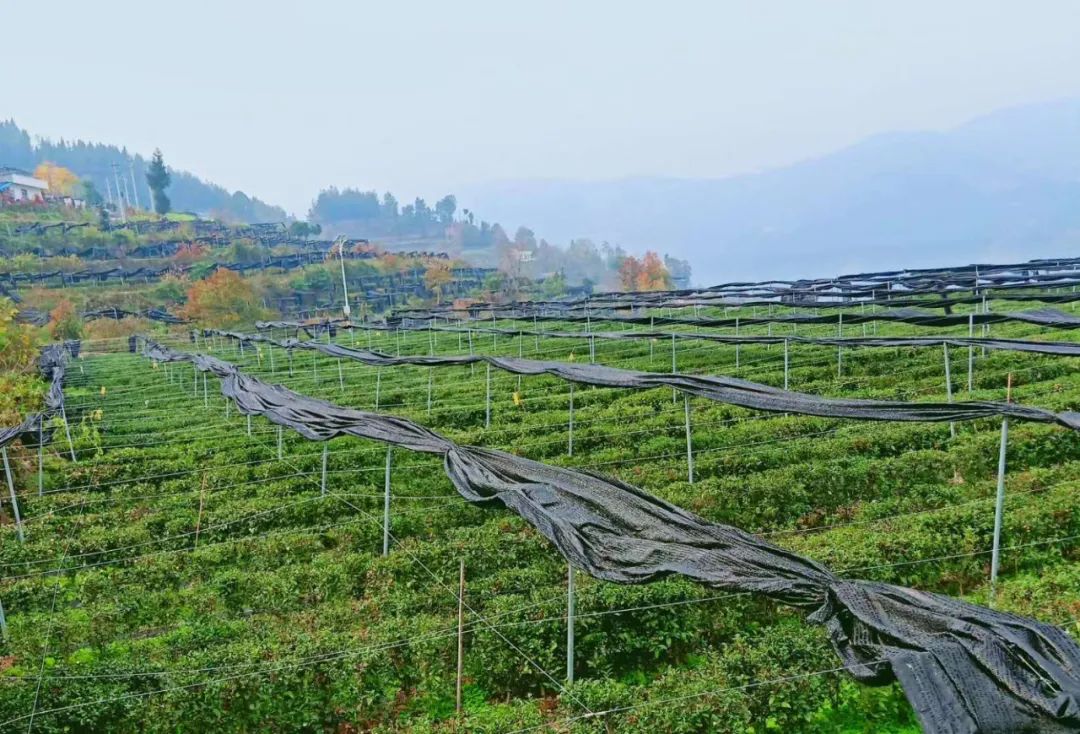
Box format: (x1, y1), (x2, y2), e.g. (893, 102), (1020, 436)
(4, 0), (1080, 218)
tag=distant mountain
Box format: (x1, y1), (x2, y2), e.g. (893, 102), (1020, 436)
(458, 97), (1080, 285)
(0, 120), (288, 223)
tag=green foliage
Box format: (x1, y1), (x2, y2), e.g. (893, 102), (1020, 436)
(308, 187), (460, 239)
(0, 298), (1077, 731)
(542, 270), (567, 298)
(146, 149), (172, 215)
(0, 120), (287, 222)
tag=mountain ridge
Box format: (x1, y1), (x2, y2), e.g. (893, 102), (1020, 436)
(0, 120), (289, 223)
(457, 97), (1080, 284)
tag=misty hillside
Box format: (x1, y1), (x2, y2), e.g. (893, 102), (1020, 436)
(458, 97), (1080, 284)
(0, 120), (288, 223)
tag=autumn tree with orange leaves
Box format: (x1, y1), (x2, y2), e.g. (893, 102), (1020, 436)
(49, 299), (83, 340)
(617, 256), (642, 291)
(423, 261), (454, 303)
(173, 243), (208, 266)
(33, 162), (80, 196)
(180, 269), (268, 327)
(637, 251), (671, 291)
(618, 251), (671, 292)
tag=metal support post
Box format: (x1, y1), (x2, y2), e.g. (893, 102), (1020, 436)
(320, 443), (328, 496)
(989, 375), (1012, 606)
(566, 564), (575, 684)
(684, 395), (694, 483)
(568, 386), (574, 457)
(383, 446), (392, 555)
(2, 448), (24, 542)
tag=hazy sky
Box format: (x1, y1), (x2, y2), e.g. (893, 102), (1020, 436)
(4, 0), (1080, 217)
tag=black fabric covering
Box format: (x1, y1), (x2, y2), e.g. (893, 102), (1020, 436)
(270, 319), (1080, 358)
(558, 289), (1080, 311)
(140, 337), (1080, 734)
(0, 344), (70, 450)
(398, 288), (1080, 315)
(214, 330), (1080, 431)
(432, 256), (1080, 305)
(81, 307), (187, 324)
(446, 326), (1080, 357)
(390, 306), (1080, 331)
(14, 307), (49, 326)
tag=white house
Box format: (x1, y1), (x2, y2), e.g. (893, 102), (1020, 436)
(0, 167), (48, 202)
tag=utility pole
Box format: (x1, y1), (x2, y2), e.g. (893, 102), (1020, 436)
(111, 163), (128, 223)
(336, 236), (352, 319)
(121, 171), (133, 213)
(128, 160), (141, 210)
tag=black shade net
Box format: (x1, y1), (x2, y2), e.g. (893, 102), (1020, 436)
(256, 319), (1080, 358)
(81, 307), (188, 324)
(138, 337), (1080, 734)
(389, 306), (1080, 332)
(215, 328), (1080, 431)
(0, 343), (72, 450)
(398, 288), (1080, 315)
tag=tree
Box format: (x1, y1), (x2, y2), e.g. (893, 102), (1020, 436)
(152, 274), (188, 303)
(173, 243), (207, 265)
(79, 179), (104, 207)
(49, 299), (83, 340)
(33, 162), (79, 196)
(423, 261), (454, 302)
(146, 148), (172, 215)
(489, 223), (510, 249)
(413, 198), (432, 225)
(637, 251), (671, 291)
(0, 298), (39, 374)
(618, 255), (643, 291)
(225, 238), (264, 265)
(308, 187), (381, 224)
(542, 270), (567, 298)
(180, 269), (267, 327)
(435, 194), (457, 224)
(288, 221), (320, 239)
(381, 192), (399, 218)
(664, 254), (692, 287)
(513, 226), (537, 250)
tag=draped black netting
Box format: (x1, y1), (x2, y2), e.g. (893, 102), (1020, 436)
(0, 343), (72, 450)
(387, 306), (1080, 331)
(396, 255), (1080, 308)
(140, 337), (1080, 734)
(209, 329), (1080, 431)
(81, 307), (188, 324)
(419, 288), (1080, 312)
(256, 319), (1080, 356)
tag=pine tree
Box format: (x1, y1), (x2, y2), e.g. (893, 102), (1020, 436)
(145, 148), (172, 215)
